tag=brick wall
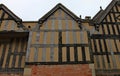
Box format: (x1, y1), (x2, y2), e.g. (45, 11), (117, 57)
(24, 64), (95, 76)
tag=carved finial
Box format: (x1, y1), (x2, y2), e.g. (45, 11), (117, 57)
(80, 15), (81, 19)
(100, 6), (103, 10)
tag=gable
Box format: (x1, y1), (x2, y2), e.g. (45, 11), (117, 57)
(0, 4), (21, 22)
(0, 4), (26, 31)
(92, 0), (120, 24)
(39, 9), (80, 30)
(91, 0), (120, 35)
(102, 1), (120, 23)
(39, 3), (79, 23)
(35, 3), (81, 31)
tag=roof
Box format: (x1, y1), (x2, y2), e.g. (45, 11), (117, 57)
(0, 4), (22, 22)
(92, 0), (120, 24)
(92, 9), (104, 24)
(38, 3), (80, 23)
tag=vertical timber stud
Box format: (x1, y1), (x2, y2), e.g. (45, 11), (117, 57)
(67, 46), (70, 62)
(0, 43), (7, 68)
(81, 47), (86, 61)
(58, 32), (62, 63)
(18, 38), (24, 67)
(26, 32), (33, 62)
(74, 45), (78, 62)
(58, 9), (62, 62)
(5, 39), (13, 68)
(50, 15), (55, 61)
(12, 38), (19, 68)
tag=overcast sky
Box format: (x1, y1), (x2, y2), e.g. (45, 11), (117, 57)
(0, 0), (112, 21)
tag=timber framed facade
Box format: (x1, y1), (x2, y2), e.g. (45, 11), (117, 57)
(0, 0), (120, 76)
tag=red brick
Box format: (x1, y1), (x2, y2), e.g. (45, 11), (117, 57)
(30, 64), (92, 76)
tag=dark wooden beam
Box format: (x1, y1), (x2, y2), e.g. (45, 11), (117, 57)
(5, 39), (13, 68)
(91, 34), (120, 39)
(0, 43), (7, 68)
(74, 45), (78, 62)
(25, 61), (93, 65)
(58, 32), (62, 63)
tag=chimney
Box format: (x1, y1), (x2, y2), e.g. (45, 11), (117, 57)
(85, 16), (91, 20)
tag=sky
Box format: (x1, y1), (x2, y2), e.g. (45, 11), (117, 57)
(0, 0), (112, 21)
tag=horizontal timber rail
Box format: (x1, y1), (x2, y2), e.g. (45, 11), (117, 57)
(32, 29), (82, 32)
(25, 61), (93, 65)
(91, 34), (120, 39)
(31, 44), (89, 48)
(93, 52), (120, 55)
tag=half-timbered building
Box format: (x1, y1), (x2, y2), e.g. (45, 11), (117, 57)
(0, 0), (120, 76)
